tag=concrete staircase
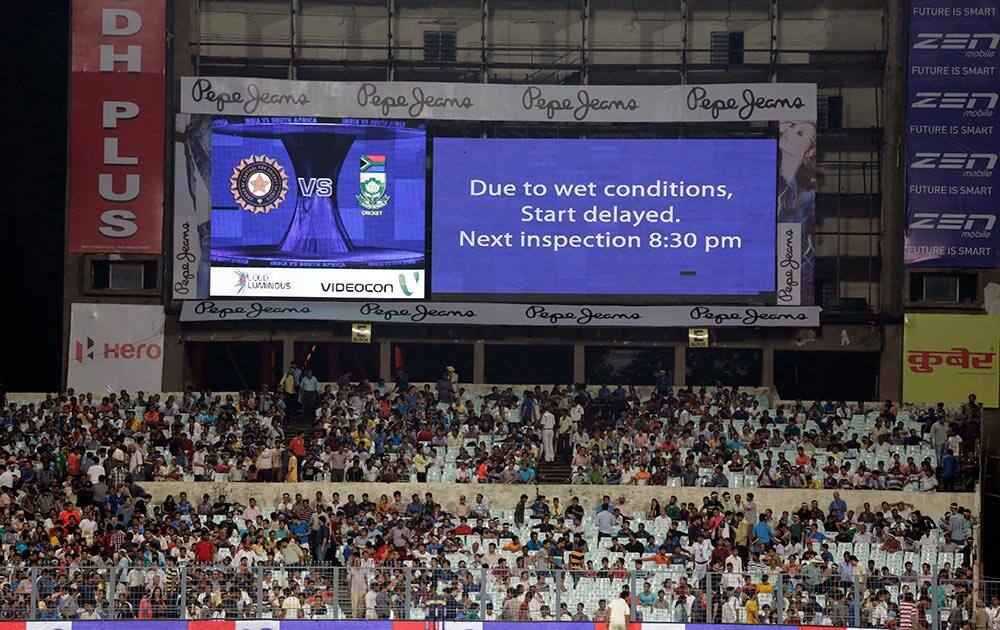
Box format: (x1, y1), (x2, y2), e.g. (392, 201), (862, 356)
(536, 461), (572, 484)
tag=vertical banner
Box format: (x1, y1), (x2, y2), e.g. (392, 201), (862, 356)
(776, 123), (816, 305)
(172, 114), (212, 298)
(903, 313), (999, 407)
(67, 303), (165, 393)
(904, 0), (1000, 267)
(68, 0), (165, 253)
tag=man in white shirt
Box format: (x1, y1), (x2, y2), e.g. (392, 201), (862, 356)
(722, 563), (743, 590)
(87, 459), (106, 485)
(725, 549), (744, 574)
(721, 589), (740, 623)
(689, 535), (714, 585)
(541, 408), (556, 462)
(0, 465), (14, 490)
(608, 590), (631, 630)
(281, 589), (302, 619)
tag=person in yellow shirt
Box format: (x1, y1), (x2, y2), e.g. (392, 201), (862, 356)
(755, 574), (774, 594)
(503, 536), (523, 552)
(412, 451), (427, 482)
(279, 368), (297, 414)
(745, 591), (760, 623)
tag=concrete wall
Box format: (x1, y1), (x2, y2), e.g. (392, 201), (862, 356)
(143, 481), (977, 520)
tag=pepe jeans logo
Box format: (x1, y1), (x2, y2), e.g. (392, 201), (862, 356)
(685, 86), (807, 121)
(173, 221), (196, 296)
(688, 306), (810, 326)
(193, 301), (313, 320)
(188, 78), (310, 114)
(359, 302), (477, 322)
(522, 305), (643, 325)
(355, 83), (475, 118)
(519, 86), (640, 121)
(777, 228), (801, 304)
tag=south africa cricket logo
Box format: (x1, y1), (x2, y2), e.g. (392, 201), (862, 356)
(356, 155), (390, 212)
(230, 155), (289, 214)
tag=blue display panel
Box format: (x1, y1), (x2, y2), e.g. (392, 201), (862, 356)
(208, 118), (426, 299)
(431, 138), (777, 302)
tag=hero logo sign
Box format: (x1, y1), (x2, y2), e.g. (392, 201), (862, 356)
(73, 336), (162, 363)
(68, 0), (165, 253)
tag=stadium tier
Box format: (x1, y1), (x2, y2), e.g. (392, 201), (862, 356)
(0, 386), (982, 623)
(10, 0), (999, 627)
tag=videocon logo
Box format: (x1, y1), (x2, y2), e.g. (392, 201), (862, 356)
(398, 271), (420, 297)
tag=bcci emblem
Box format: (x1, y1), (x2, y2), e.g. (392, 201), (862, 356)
(230, 155), (289, 214)
(356, 154), (390, 213)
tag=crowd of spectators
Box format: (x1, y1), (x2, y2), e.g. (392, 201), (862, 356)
(0, 472), (977, 624)
(0, 373), (980, 493)
(0, 381), (983, 623)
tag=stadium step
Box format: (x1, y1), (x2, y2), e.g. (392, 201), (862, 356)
(536, 461), (572, 484)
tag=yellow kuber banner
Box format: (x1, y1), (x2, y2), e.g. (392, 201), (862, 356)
(903, 314), (999, 407)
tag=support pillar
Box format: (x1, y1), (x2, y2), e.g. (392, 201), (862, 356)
(282, 338), (294, 374)
(573, 344), (586, 383)
(879, 0), (907, 318)
(762, 346), (775, 388)
(379, 341), (392, 382)
(473, 341), (485, 384)
(878, 323), (903, 401)
(674, 344), (686, 387)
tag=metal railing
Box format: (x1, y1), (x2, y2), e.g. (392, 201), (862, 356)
(4, 565), (986, 625)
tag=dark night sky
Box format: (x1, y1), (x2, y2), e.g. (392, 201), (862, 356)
(5, 3), (69, 392)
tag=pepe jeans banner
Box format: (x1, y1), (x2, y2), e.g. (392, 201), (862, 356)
(904, 0), (1000, 267)
(180, 77), (816, 124)
(180, 300), (821, 327)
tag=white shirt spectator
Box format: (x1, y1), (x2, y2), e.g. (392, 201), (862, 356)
(87, 463), (106, 484)
(609, 596), (630, 625)
(722, 595), (740, 623)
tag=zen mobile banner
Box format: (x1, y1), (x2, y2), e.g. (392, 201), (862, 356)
(904, 0), (999, 267)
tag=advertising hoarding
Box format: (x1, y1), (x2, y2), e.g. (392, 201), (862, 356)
(66, 303), (166, 393)
(68, 0), (165, 253)
(432, 138), (776, 302)
(904, 0), (1000, 267)
(903, 313), (999, 407)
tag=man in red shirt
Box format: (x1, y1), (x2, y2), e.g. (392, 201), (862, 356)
(193, 530), (216, 563)
(290, 435), (306, 458)
(898, 592), (918, 630)
(67, 450), (81, 478)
